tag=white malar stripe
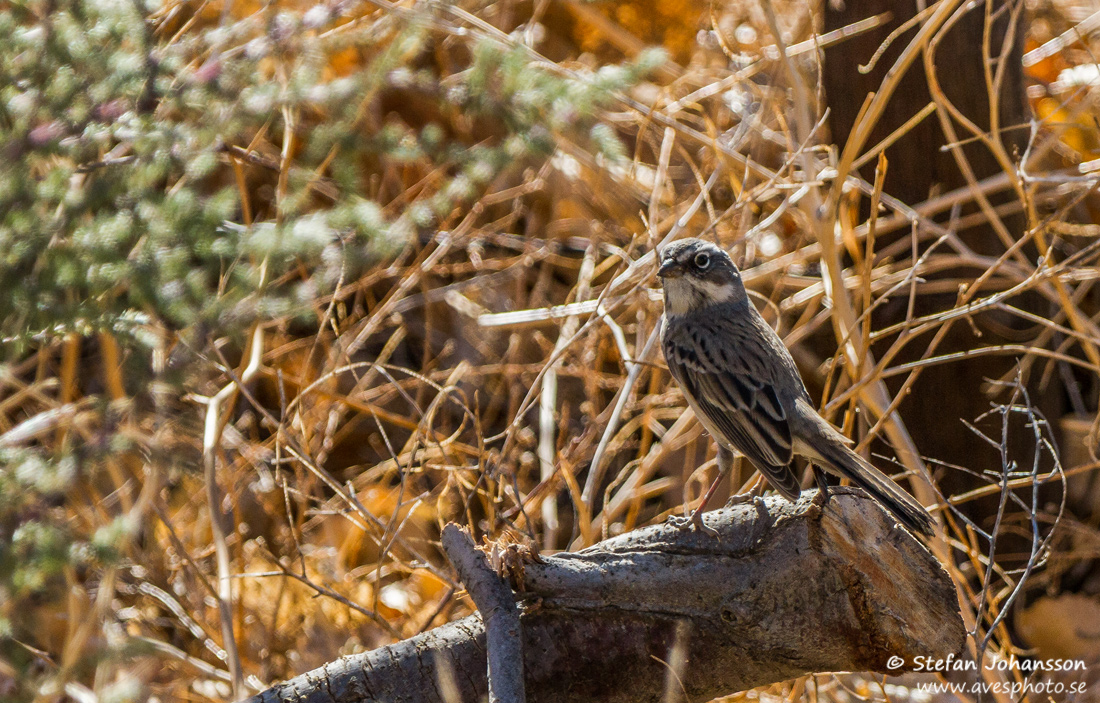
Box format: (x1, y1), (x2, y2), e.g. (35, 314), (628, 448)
(663, 277), (739, 317)
(694, 279), (738, 303)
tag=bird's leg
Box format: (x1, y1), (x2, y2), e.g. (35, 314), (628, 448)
(669, 446), (729, 537)
(811, 465), (831, 505)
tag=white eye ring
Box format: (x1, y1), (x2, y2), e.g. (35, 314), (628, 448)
(694, 252), (711, 269)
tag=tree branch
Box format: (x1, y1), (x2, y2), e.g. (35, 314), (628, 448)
(441, 523), (525, 703)
(243, 490), (964, 703)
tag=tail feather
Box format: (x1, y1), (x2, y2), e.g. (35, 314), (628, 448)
(818, 442), (936, 537)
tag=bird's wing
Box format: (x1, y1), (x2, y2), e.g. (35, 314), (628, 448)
(663, 324), (801, 499)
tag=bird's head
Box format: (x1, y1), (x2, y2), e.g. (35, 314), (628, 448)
(657, 238), (747, 316)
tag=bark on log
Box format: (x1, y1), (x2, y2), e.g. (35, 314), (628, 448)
(244, 490), (964, 703)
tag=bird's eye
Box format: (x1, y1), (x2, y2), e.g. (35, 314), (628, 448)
(693, 252), (711, 269)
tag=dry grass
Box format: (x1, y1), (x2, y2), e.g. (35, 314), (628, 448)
(3, 0), (1100, 701)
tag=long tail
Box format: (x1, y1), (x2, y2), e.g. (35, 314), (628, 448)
(817, 440), (936, 537)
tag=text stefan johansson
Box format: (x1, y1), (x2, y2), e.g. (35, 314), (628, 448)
(909, 655), (1086, 673)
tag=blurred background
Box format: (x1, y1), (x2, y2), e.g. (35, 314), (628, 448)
(2, 0), (1099, 700)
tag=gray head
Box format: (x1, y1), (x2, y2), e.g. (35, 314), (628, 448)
(657, 238), (747, 316)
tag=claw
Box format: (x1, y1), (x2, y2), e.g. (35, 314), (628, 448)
(724, 493), (755, 508)
(669, 510), (720, 538)
(726, 493), (766, 510)
(725, 473), (765, 508)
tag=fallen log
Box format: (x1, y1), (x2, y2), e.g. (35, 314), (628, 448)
(244, 489), (964, 703)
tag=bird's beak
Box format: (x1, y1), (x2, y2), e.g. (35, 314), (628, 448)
(657, 259), (682, 279)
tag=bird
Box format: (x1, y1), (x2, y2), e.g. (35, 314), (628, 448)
(657, 237), (935, 537)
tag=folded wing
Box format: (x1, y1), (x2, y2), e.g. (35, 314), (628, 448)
(663, 325), (801, 500)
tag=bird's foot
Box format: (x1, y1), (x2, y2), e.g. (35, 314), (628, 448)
(724, 493), (766, 509)
(668, 509), (720, 538)
(725, 474), (766, 509)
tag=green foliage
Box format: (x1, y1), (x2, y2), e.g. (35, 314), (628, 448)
(0, 447), (125, 701)
(0, 0), (662, 698)
(0, 2), (657, 349)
